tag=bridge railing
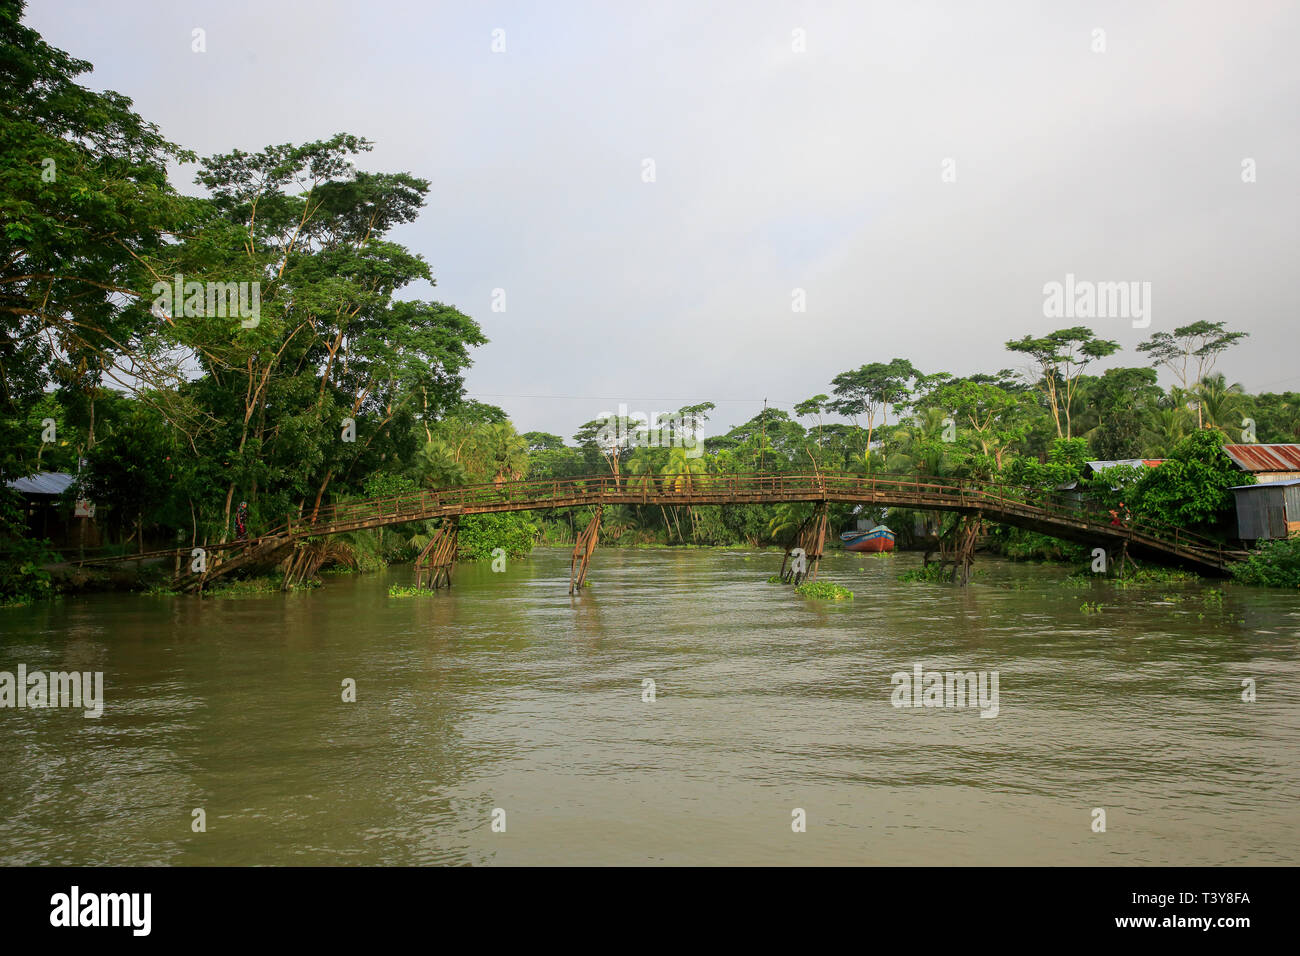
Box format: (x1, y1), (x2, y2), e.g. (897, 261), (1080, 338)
(962, 480), (1227, 562)
(282, 470), (1230, 565)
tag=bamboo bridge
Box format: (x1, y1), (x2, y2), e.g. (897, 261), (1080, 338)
(134, 471), (1245, 593)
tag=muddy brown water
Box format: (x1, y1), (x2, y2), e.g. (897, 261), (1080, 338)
(1, 548), (1296, 865)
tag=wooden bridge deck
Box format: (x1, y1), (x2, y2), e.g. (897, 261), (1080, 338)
(288, 472), (1242, 575)
(103, 471), (1242, 590)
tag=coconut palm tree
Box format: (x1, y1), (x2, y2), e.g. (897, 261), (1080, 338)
(624, 447), (659, 494)
(660, 446), (710, 540)
(884, 408), (950, 474)
(1193, 373), (1246, 435)
(660, 445), (709, 493)
(481, 422), (530, 484)
(767, 502), (807, 540)
(1142, 403), (1193, 457)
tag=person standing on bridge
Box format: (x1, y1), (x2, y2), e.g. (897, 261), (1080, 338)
(235, 501), (249, 541)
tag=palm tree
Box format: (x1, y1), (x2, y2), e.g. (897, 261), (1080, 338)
(661, 445), (709, 493)
(884, 408), (949, 474)
(624, 447), (659, 494)
(767, 502), (807, 540)
(419, 438), (469, 488)
(1193, 373), (1245, 435)
(623, 447), (663, 533)
(661, 447), (710, 540)
(1142, 404), (1193, 457)
(482, 423), (529, 485)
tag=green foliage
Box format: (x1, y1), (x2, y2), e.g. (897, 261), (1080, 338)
(898, 563), (954, 583)
(794, 580), (854, 600)
(1230, 536), (1300, 588)
(0, 489), (54, 603)
(1005, 327), (1120, 438)
(421, 417), (529, 488)
(362, 472), (418, 499)
(207, 575), (319, 597)
(1, 0), (192, 466)
(1000, 437), (1091, 490)
(1111, 565), (1199, 586)
(1249, 392), (1300, 443)
(988, 527), (1087, 562)
(1090, 367), (1161, 459)
(457, 511), (536, 560)
(1137, 321), (1249, 393)
(79, 400), (189, 547)
(388, 584), (438, 597)
(828, 358), (918, 461)
(925, 379), (1033, 476)
(1128, 429), (1243, 531)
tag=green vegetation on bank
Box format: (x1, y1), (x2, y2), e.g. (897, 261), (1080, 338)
(1230, 537), (1300, 589)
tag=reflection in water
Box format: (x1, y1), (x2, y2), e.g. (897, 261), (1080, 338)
(0, 548), (1297, 865)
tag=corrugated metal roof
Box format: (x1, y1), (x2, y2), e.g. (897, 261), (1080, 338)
(1223, 444), (1300, 472)
(1086, 459), (1164, 471)
(1231, 478), (1300, 490)
(5, 472), (75, 495)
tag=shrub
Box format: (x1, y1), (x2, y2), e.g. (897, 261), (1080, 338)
(1230, 536), (1300, 588)
(458, 511), (537, 560)
(1129, 430), (1245, 531)
(0, 492), (55, 604)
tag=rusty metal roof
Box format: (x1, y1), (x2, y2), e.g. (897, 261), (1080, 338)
(1223, 444), (1300, 473)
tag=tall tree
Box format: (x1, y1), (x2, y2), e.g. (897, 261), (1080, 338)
(0, 0), (191, 479)
(1089, 366), (1160, 460)
(828, 358), (919, 466)
(930, 379), (1034, 473)
(1005, 327), (1120, 438)
(1136, 321), (1249, 427)
(155, 134), (484, 534)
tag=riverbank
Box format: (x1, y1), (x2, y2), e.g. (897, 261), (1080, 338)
(10, 528), (1296, 608)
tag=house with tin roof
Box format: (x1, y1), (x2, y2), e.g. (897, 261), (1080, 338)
(1230, 479), (1300, 540)
(4, 471), (76, 544)
(1222, 445), (1300, 539)
(1222, 444), (1300, 483)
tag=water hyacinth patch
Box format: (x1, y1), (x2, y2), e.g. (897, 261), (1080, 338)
(794, 580), (854, 601)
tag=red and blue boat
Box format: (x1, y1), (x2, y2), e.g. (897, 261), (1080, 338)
(840, 525), (895, 553)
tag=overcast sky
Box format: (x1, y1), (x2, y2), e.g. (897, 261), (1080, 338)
(27, 0), (1300, 437)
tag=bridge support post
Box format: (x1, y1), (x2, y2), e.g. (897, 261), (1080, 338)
(569, 506), (602, 594)
(926, 512), (981, 585)
(415, 516), (459, 589)
(780, 502), (829, 585)
(1115, 540), (1135, 579)
(281, 544), (313, 591)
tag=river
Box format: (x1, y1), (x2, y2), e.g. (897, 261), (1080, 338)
(1, 548), (1297, 865)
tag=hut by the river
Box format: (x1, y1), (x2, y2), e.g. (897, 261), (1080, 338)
(1230, 479), (1300, 541)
